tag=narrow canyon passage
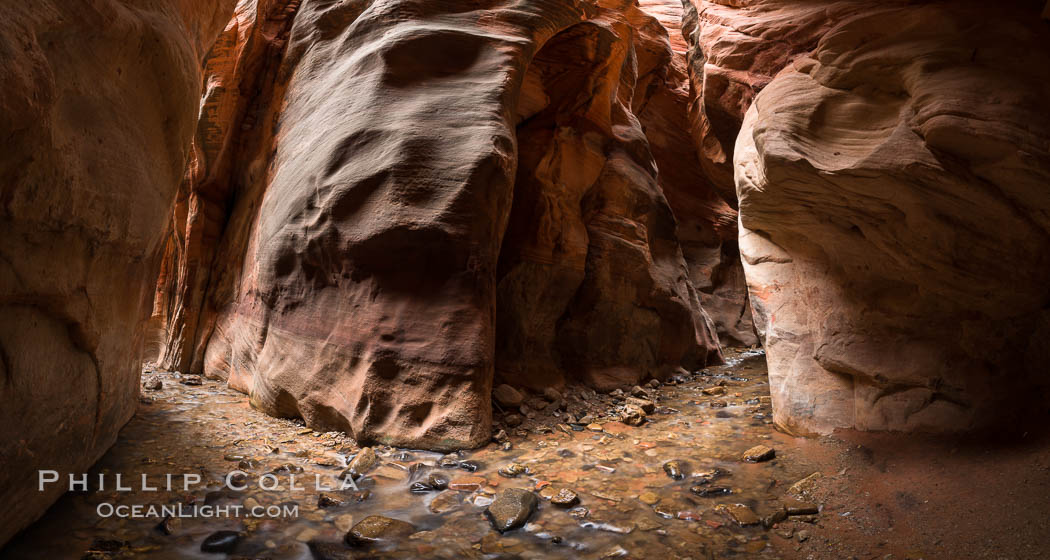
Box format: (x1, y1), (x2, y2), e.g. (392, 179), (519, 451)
(8, 351), (1046, 559)
(2, 0), (1050, 558)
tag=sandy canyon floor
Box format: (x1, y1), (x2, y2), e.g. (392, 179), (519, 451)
(4, 351), (1048, 559)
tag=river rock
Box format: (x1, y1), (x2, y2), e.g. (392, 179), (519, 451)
(347, 447), (377, 476)
(345, 516), (417, 546)
(307, 540), (354, 560)
(625, 397), (656, 414)
(485, 488), (538, 532)
(550, 489), (580, 508)
(201, 531), (241, 553)
(719, 504), (760, 527)
(742, 445), (775, 463)
(494, 385), (525, 408)
(663, 461), (685, 480)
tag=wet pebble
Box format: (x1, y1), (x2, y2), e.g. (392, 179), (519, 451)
(486, 488), (538, 532)
(428, 491), (462, 514)
(345, 515), (417, 546)
(663, 460), (685, 480)
(458, 460), (481, 472)
(317, 493), (344, 508)
(742, 444), (775, 463)
(142, 377), (162, 391)
(550, 488), (580, 508)
(346, 447), (377, 476)
(568, 506), (590, 520)
(448, 476), (486, 492)
(718, 504), (761, 526)
(498, 463), (529, 478)
(200, 530), (241, 553)
(155, 516), (180, 535)
(307, 540), (354, 560)
(438, 453), (462, 468)
(690, 485), (732, 497)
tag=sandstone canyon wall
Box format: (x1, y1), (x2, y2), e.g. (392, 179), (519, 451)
(150, 0), (727, 452)
(3, 0), (1049, 548)
(682, 0), (1050, 435)
(0, 0), (235, 545)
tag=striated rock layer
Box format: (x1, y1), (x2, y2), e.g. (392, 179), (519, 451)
(0, 0), (234, 545)
(152, 0), (725, 451)
(637, 0), (756, 347)
(733, 1), (1050, 435)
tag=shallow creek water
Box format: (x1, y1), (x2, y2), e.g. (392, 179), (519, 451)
(5, 350), (830, 559)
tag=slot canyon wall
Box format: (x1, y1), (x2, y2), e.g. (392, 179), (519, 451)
(0, 0), (237, 546)
(682, 0), (1050, 434)
(148, 0), (736, 453)
(2, 0), (1049, 548)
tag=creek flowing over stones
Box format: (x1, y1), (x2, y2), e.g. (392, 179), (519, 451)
(1, 0), (1049, 557)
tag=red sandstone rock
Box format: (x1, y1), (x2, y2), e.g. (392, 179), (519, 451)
(680, 0), (896, 200)
(0, 0), (234, 545)
(637, 0), (757, 346)
(152, 0), (724, 451)
(735, 1), (1050, 435)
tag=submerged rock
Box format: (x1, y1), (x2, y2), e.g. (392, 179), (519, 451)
(307, 540), (354, 560)
(347, 447), (377, 476)
(498, 464), (529, 478)
(200, 531), (241, 553)
(690, 486), (732, 497)
(742, 445), (775, 463)
(663, 461), (685, 480)
(550, 489), (580, 508)
(485, 488), (538, 532)
(719, 504), (760, 527)
(345, 516), (417, 546)
(318, 493), (345, 508)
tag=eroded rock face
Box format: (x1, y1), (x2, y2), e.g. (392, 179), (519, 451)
(153, 0), (724, 451)
(638, 0), (757, 347)
(496, 0), (725, 391)
(680, 0), (894, 200)
(735, 2), (1050, 435)
(0, 0), (234, 545)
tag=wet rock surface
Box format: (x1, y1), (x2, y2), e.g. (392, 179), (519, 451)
(485, 488), (539, 533)
(4, 349), (1050, 559)
(345, 515), (416, 546)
